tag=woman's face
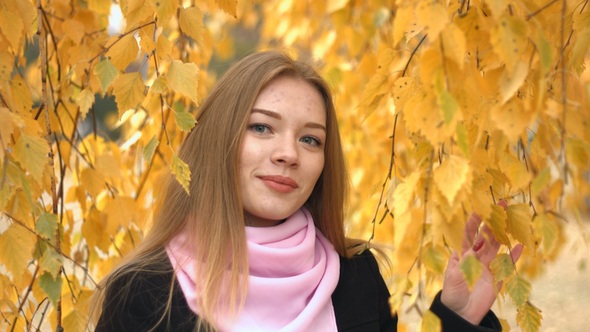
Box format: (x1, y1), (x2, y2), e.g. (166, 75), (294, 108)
(239, 76), (326, 227)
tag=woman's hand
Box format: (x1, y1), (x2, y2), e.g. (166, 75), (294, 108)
(441, 203), (523, 325)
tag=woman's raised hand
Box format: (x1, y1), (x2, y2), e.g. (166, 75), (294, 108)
(440, 203), (523, 325)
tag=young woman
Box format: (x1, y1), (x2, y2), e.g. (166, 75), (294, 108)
(93, 51), (521, 331)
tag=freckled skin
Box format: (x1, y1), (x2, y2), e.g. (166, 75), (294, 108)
(239, 76), (326, 227)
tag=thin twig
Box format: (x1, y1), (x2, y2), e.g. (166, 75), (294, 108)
(402, 34), (428, 77)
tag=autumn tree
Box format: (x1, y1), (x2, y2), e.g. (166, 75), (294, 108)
(1, 0), (589, 331)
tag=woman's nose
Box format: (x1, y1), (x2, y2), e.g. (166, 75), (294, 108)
(271, 138), (299, 167)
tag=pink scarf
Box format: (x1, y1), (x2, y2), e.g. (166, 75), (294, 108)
(166, 208), (340, 331)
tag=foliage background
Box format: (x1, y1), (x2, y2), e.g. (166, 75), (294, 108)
(0, 0), (589, 331)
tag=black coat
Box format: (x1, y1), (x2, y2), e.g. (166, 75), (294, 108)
(96, 250), (501, 331)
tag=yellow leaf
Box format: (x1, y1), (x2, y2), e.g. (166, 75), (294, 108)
(530, 167), (550, 198)
(94, 58), (119, 92)
(460, 254), (482, 290)
(138, 24), (156, 54)
(0, 8), (24, 50)
(150, 0), (178, 24)
(83, 207), (110, 252)
(0, 223), (36, 277)
(497, 151), (531, 191)
(63, 19), (85, 44)
(490, 14), (527, 74)
(167, 60), (199, 104)
(415, 0), (448, 40)
(13, 133), (49, 182)
(516, 301), (542, 332)
(506, 203), (533, 248)
(433, 155), (471, 205)
(156, 33), (172, 62)
(76, 89), (95, 120)
(95, 153), (122, 178)
(150, 76), (167, 94)
(0, 108), (17, 161)
(506, 274), (531, 307)
(498, 60), (529, 104)
(0, 51), (13, 82)
(80, 167), (105, 199)
(391, 77), (415, 110)
(569, 12), (590, 71)
(489, 98), (535, 143)
(179, 7), (205, 43)
(392, 5), (416, 46)
(217, 0), (237, 18)
(8, 74), (32, 113)
(88, 0), (112, 14)
(421, 310), (441, 332)
(112, 72), (145, 116)
(63, 309), (87, 332)
(171, 154), (191, 194)
(104, 195), (138, 230)
(484, 204), (510, 245)
(441, 23), (466, 68)
(106, 34), (139, 71)
(125, 0), (155, 29)
(389, 171), (420, 217)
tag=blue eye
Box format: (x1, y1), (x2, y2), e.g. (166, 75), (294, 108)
(301, 136), (321, 147)
(249, 124), (270, 134)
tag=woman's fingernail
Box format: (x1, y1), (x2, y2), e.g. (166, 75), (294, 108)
(473, 239), (485, 252)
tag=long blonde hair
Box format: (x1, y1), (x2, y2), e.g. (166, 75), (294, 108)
(92, 51), (350, 330)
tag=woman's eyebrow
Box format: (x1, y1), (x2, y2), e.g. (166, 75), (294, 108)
(251, 108), (281, 119)
(251, 108), (326, 132)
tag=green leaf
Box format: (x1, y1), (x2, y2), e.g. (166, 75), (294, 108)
(439, 90), (459, 125)
(174, 109), (197, 132)
(13, 133), (49, 182)
(39, 271), (62, 306)
(171, 154), (191, 194)
(490, 253), (514, 281)
(167, 60), (199, 104)
(36, 212), (58, 240)
(532, 213), (560, 255)
(143, 135), (159, 165)
(94, 58), (119, 92)
(506, 274), (531, 308)
(0, 223), (36, 276)
(421, 244), (447, 275)
(39, 247), (63, 278)
(460, 254), (482, 291)
(516, 301), (543, 332)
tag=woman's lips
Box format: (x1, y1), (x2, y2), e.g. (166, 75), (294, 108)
(258, 175), (298, 193)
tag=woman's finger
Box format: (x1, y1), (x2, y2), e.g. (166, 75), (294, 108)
(463, 212), (482, 253)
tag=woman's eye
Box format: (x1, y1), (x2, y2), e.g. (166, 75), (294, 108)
(301, 136), (321, 147)
(250, 124), (269, 134)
